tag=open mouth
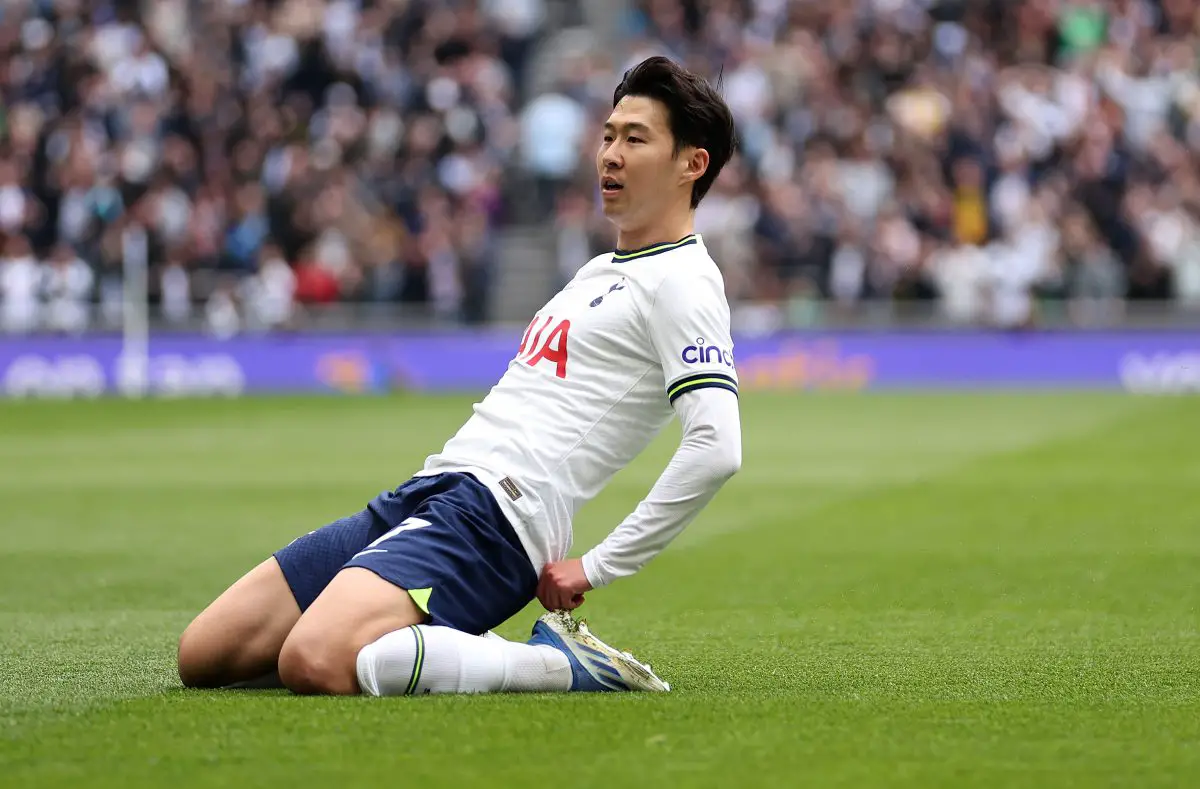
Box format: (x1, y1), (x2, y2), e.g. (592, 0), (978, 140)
(601, 177), (623, 195)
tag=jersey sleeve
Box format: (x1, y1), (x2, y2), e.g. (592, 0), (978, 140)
(581, 384), (742, 588)
(646, 269), (739, 404)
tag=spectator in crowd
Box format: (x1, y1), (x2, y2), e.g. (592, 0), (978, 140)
(0, 0), (1197, 336)
(1, 234), (40, 334)
(599, 0), (1200, 328)
(41, 239), (94, 334)
(0, 0), (538, 333)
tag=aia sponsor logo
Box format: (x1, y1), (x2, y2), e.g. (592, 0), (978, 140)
(517, 315), (571, 378)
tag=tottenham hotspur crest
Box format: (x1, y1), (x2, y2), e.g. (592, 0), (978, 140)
(590, 279), (627, 308)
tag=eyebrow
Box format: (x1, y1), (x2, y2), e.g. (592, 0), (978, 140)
(603, 121), (653, 135)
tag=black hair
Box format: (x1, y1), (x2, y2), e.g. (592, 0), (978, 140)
(612, 56), (737, 209)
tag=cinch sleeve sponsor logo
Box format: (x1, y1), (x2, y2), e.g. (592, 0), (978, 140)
(681, 338), (735, 367)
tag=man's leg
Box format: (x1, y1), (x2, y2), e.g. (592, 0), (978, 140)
(275, 567), (671, 696)
(273, 472), (563, 696)
(177, 557), (300, 688)
(277, 567), (426, 695)
(356, 623), (574, 695)
(274, 472), (667, 696)
(275, 568), (573, 696)
(356, 612), (672, 695)
(178, 507), (391, 690)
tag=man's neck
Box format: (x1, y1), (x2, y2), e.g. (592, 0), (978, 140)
(615, 210), (695, 252)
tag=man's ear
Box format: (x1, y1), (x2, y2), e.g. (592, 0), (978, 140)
(681, 147), (710, 187)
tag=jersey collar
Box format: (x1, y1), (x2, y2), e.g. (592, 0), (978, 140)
(611, 234), (699, 262)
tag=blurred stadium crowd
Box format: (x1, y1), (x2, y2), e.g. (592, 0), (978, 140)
(0, 0), (1198, 335)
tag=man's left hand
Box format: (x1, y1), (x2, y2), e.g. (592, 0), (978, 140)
(537, 558), (593, 611)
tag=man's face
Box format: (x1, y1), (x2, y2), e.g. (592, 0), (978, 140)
(595, 95), (687, 230)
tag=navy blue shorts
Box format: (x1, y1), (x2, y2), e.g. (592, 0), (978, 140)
(273, 472), (537, 635)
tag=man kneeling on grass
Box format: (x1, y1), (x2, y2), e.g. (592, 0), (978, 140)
(177, 56), (741, 697)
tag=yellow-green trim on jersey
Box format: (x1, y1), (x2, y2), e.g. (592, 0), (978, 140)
(612, 234), (698, 262)
(667, 371), (738, 403)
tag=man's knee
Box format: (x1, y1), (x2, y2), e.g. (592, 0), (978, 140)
(277, 568), (428, 695)
(177, 558), (302, 689)
(277, 632), (357, 696)
(177, 616), (251, 689)
(177, 622), (217, 688)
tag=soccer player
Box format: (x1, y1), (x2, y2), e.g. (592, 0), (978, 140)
(177, 55), (741, 696)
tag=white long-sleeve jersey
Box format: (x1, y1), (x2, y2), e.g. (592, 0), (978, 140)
(417, 233), (742, 587)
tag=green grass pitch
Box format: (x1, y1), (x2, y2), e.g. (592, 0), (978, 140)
(1, 392), (1199, 787)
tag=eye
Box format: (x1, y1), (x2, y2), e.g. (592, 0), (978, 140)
(603, 135), (614, 143)
(628, 136), (644, 144)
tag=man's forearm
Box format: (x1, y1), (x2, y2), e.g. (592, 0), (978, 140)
(582, 390), (741, 588)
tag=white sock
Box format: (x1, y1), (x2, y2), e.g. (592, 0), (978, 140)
(356, 625), (573, 696)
